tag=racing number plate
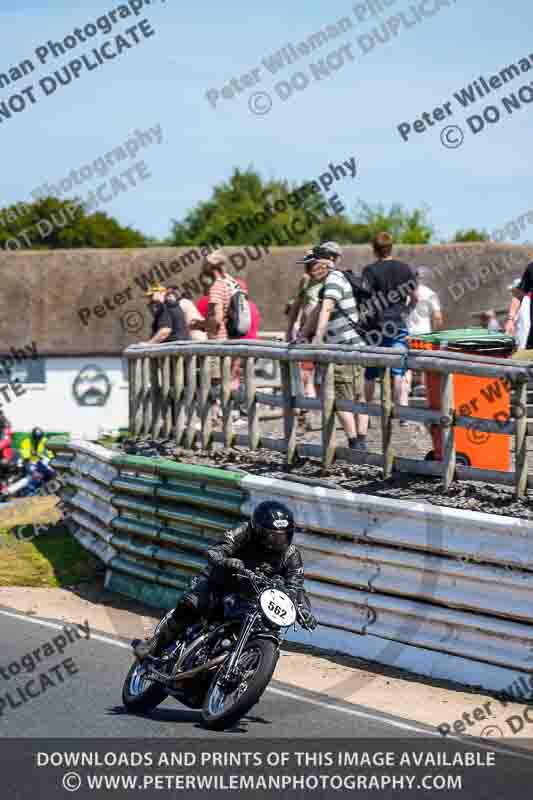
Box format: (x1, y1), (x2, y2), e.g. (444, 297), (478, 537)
(260, 589), (296, 627)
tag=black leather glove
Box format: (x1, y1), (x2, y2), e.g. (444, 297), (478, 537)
(299, 606), (318, 630)
(223, 558), (246, 573)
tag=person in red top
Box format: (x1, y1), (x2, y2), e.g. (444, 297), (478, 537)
(0, 411), (13, 464)
(200, 250), (260, 425)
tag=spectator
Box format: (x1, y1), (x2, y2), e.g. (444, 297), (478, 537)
(310, 257), (367, 451)
(139, 284), (174, 345)
(479, 309), (500, 332)
(200, 250), (249, 425)
(19, 428), (53, 480)
(166, 286), (206, 341)
(286, 243), (342, 337)
(290, 253), (331, 430)
(407, 267), (443, 336)
(405, 266), (443, 397)
(505, 258), (533, 348)
(0, 411), (13, 470)
(360, 232), (418, 435)
(196, 293), (260, 340)
(507, 278), (530, 350)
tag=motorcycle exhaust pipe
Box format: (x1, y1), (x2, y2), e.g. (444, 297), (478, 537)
(147, 652), (228, 685)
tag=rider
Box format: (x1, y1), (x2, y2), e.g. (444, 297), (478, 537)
(19, 427), (54, 483)
(134, 500), (317, 659)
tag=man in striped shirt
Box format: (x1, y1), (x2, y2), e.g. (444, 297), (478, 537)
(201, 249), (247, 424)
(312, 258), (367, 450)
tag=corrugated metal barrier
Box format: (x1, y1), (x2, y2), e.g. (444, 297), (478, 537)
(49, 438), (533, 697)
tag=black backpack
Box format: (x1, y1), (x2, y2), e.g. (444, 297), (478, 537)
(319, 270), (379, 342)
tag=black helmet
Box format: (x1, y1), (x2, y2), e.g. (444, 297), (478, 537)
(251, 501), (294, 553)
(31, 427), (44, 444)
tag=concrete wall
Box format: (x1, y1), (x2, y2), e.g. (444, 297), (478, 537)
(0, 243), (531, 354)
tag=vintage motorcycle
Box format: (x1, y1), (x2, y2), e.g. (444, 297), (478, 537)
(0, 457), (55, 501)
(122, 568), (315, 730)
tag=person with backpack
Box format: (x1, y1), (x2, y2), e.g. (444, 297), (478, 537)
(201, 250), (252, 425)
(290, 250), (333, 432)
(310, 255), (368, 451)
(359, 232), (419, 440)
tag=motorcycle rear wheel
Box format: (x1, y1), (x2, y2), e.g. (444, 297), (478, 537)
(201, 638), (278, 730)
(122, 660), (167, 713)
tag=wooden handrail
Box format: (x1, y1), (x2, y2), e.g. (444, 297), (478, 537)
(125, 341), (532, 498)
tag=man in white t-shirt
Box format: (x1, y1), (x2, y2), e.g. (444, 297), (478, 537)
(407, 268), (443, 335)
(508, 278), (531, 350)
(405, 267), (443, 400)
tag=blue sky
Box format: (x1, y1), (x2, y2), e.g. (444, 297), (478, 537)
(1, 0), (532, 242)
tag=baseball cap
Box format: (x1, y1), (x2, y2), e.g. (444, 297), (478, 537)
(316, 241), (342, 258)
(295, 249), (315, 265)
(144, 283), (166, 297)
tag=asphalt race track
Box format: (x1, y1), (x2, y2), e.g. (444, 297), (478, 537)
(0, 609), (438, 739)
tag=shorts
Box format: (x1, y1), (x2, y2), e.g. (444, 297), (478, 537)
(366, 328), (409, 380)
(334, 364), (362, 401)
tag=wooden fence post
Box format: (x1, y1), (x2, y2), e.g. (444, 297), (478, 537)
(142, 357), (151, 437)
(245, 357), (260, 450)
(441, 372), (455, 489)
(199, 355), (213, 450)
(381, 366), (394, 478)
(174, 356), (185, 445)
(515, 377), (528, 499)
(150, 358), (161, 440)
(221, 356), (233, 448)
(184, 355), (197, 449)
(161, 355), (172, 438)
(321, 363), (336, 468)
(280, 361), (297, 466)
(128, 358), (142, 438)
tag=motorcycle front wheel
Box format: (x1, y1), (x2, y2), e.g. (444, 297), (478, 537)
(201, 638), (278, 730)
(122, 660), (167, 713)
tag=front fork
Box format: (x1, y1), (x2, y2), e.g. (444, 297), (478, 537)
(219, 611), (260, 682)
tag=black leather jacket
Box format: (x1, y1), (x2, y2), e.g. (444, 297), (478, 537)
(205, 522), (310, 607)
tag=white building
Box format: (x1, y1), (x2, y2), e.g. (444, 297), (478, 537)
(2, 352), (129, 440)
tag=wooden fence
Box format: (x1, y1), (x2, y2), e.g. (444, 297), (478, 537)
(125, 340), (533, 498)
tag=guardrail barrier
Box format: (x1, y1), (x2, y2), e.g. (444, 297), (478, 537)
(49, 438), (533, 698)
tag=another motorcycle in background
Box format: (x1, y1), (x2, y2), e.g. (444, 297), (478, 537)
(123, 568), (317, 730)
(0, 457), (55, 501)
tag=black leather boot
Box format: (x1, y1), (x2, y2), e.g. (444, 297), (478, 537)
(133, 612), (185, 659)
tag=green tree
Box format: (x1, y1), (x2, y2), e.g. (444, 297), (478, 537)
(453, 228), (489, 242)
(354, 202), (434, 244)
(315, 216), (371, 244)
(169, 167), (334, 248)
(0, 196), (148, 250)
